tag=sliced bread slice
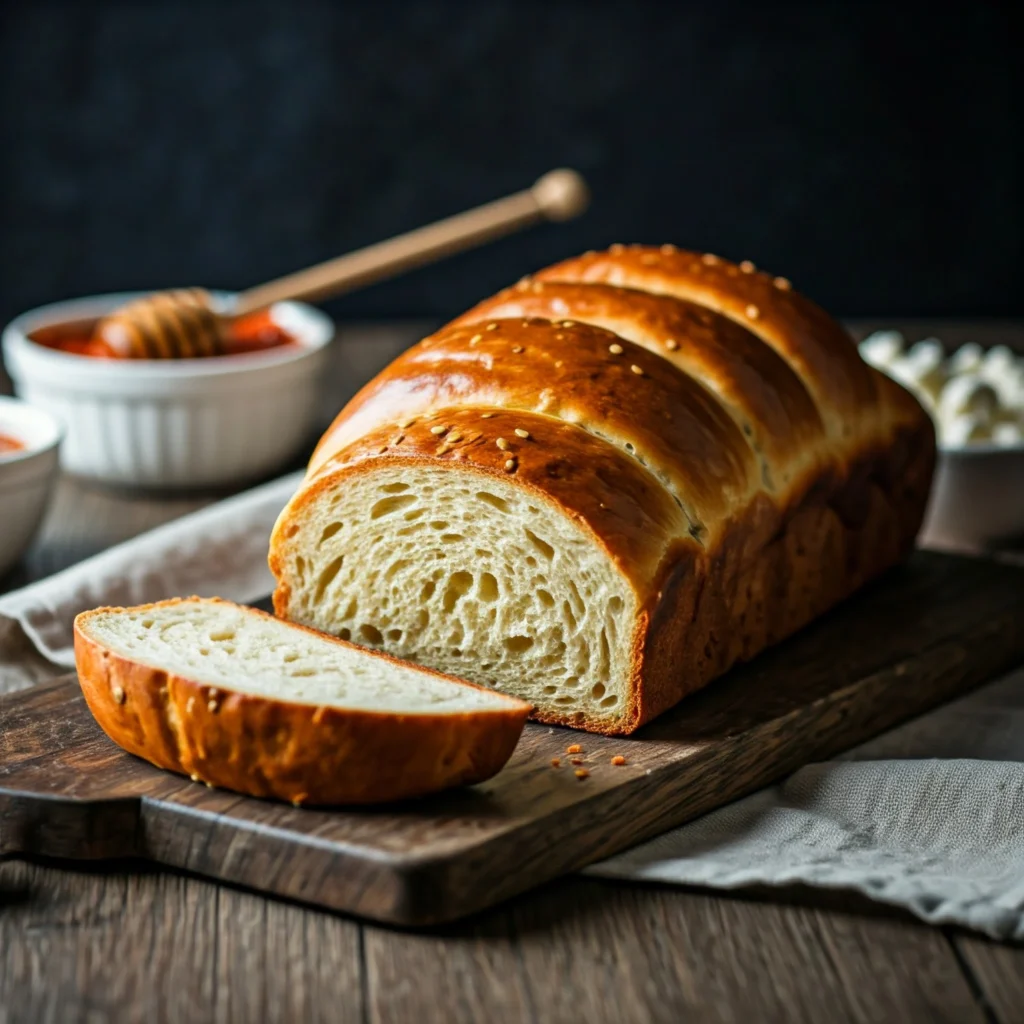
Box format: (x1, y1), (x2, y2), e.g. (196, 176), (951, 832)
(74, 597), (532, 805)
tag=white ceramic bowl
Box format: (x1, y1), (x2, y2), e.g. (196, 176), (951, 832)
(0, 396), (63, 577)
(921, 444), (1024, 551)
(2, 293), (334, 489)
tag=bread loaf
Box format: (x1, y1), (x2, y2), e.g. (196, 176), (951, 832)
(75, 598), (531, 804)
(270, 246), (934, 734)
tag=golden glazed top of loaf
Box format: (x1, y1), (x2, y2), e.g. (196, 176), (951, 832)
(534, 246), (882, 441)
(307, 244), (928, 547)
(449, 279), (827, 496)
(310, 318), (763, 540)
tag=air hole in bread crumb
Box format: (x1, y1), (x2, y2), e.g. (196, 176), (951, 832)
(359, 623), (383, 644)
(504, 635), (534, 653)
(537, 588), (555, 608)
(592, 682), (606, 699)
(370, 494), (417, 519)
(313, 555), (344, 601)
(543, 685), (558, 694)
(441, 534), (464, 543)
(290, 668), (315, 677)
(563, 600), (578, 632)
(403, 508), (424, 521)
(339, 627), (352, 641)
(199, 648), (209, 656)
(283, 652), (299, 663)
(479, 572), (499, 602)
(319, 522), (343, 544)
(475, 491), (511, 513)
(387, 628), (403, 641)
(385, 559), (412, 581)
(601, 695), (619, 707)
(609, 596), (623, 615)
(381, 482), (410, 493)
(443, 571), (474, 612)
(208, 629), (235, 642)
(430, 521), (449, 531)
(524, 529), (555, 560)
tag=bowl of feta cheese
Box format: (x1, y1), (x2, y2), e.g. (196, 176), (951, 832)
(859, 331), (1024, 550)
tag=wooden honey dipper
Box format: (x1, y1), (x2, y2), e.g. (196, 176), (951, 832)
(96, 169), (590, 359)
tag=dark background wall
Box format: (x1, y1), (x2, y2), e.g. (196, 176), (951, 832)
(0, 0), (1020, 332)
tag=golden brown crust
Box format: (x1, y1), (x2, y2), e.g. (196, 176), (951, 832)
(308, 318), (759, 540)
(74, 598), (531, 805)
(450, 279), (827, 495)
(620, 418), (935, 735)
(535, 245), (880, 442)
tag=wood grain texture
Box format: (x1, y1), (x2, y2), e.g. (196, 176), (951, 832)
(2, 551), (1022, 926)
(0, 858), (363, 1024)
(0, 860), (995, 1024)
(954, 937), (1024, 1023)
(501, 880), (987, 1024)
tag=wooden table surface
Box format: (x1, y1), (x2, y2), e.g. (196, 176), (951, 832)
(2, 321), (1023, 1023)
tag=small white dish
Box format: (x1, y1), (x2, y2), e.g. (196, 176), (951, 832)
(921, 444), (1024, 551)
(2, 293), (334, 489)
(0, 396), (63, 577)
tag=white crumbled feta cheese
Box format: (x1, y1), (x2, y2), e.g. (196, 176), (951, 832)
(858, 330), (904, 369)
(866, 334), (1024, 449)
(992, 420), (1024, 447)
(936, 374), (999, 423)
(942, 413), (993, 446)
(979, 345), (1017, 381)
(947, 342), (984, 375)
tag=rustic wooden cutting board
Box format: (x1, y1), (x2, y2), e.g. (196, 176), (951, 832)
(1, 551), (1022, 927)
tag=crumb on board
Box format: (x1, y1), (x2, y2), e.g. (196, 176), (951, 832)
(567, 744), (582, 754)
(550, 757), (561, 768)
(570, 757), (584, 766)
(611, 755), (627, 766)
(574, 768), (590, 780)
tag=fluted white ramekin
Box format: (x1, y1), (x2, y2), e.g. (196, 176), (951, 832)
(0, 396), (63, 577)
(2, 293), (334, 489)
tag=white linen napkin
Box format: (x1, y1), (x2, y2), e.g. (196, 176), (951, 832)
(1, 474), (1023, 940)
(0, 471), (301, 692)
(587, 667), (1024, 941)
